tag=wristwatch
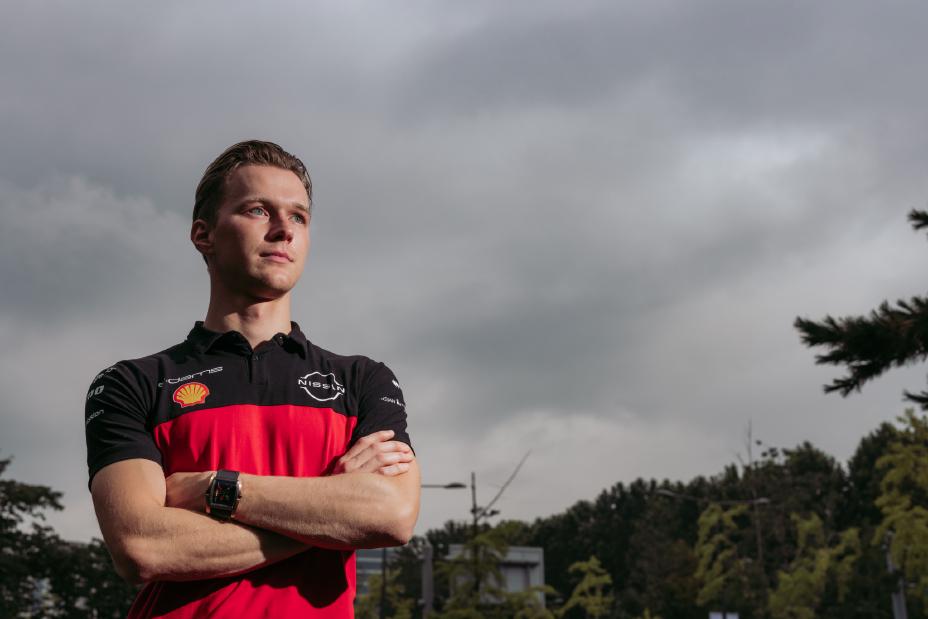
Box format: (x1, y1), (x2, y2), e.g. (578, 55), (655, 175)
(205, 470), (242, 521)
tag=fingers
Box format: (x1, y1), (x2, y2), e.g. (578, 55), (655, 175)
(347, 444), (414, 474)
(378, 462), (411, 477)
(338, 437), (409, 471)
(336, 434), (413, 475)
(338, 430), (396, 464)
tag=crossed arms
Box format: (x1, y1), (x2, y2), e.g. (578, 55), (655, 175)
(91, 431), (419, 584)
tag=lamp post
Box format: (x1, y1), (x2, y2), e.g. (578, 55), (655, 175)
(654, 488), (770, 506)
(415, 455), (529, 617)
(413, 481), (467, 619)
(884, 532), (909, 619)
(468, 471), (500, 600)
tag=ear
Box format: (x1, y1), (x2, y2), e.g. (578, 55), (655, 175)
(191, 219), (213, 263)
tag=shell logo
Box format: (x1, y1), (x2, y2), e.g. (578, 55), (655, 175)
(172, 382), (210, 408)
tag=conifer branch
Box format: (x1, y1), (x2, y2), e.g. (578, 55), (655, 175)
(907, 208), (928, 234)
(795, 210), (928, 408)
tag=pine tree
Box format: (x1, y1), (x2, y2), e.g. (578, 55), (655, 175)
(795, 209), (928, 408)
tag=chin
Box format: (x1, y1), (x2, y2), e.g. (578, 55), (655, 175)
(227, 274), (293, 302)
(246, 266), (300, 293)
(256, 278), (299, 299)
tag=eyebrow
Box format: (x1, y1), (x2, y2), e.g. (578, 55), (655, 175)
(239, 196), (310, 213)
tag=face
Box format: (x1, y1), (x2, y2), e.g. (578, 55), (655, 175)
(193, 165), (311, 300)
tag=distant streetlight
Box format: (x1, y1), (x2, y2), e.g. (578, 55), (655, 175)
(418, 455), (530, 615)
(654, 488), (770, 506)
(415, 481), (467, 619)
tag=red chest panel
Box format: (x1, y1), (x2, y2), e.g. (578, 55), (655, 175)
(154, 404), (358, 477)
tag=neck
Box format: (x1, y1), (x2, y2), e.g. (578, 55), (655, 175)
(202, 283), (294, 350)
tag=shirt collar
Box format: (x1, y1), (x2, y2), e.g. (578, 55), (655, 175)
(187, 321), (309, 358)
(285, 322), (310, 358)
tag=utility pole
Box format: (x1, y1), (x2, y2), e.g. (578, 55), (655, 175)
(466, 452), (530, 604)
(885, 533), (908, 619)
(379, 547), (387, 619)
(419, 481), (467, 618)
(745, 425), (765, 569)
(421, 543), (434, 618)
(471, 471), (481, 599)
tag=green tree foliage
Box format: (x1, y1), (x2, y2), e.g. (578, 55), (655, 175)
(431, 521), (558, 619)
(0, 456), (136, 617)
(843, 422), (901, 529)
(556, 556), (614, 619)
(767, 514), (860, 619)
(832, 423), (902, 618)
(742, 443), (847, 577)
(694, 503), (752, 611)
(0, 455), (64, 615)
(523, 442), (868, 619)
(529, 479), (655, 614)
(355, 566), (414, 619)
(509, 586), (557, 619)
(621, 494), (698, 618)
(874, 409), (928, 610)
(433, 522), (514, 617)
(386, 536), (434, 617)
(795, 209), (928, 408)
(391, 421), (912, 618)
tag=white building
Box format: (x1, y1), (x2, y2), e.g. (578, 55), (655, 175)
(447, 544), (546, 606)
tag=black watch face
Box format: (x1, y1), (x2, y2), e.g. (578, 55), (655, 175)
(211, 479), (238, 507)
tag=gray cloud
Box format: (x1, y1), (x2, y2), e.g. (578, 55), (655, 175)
(3, 1), (928, 540)
(0, 177), (199, 323)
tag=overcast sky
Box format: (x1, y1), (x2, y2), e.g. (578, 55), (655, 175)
(3, 1), (928, 543)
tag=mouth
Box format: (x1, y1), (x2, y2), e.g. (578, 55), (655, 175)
(260, 251), (294, 263)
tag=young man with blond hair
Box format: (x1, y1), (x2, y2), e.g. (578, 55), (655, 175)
(85, 140), (419, 617)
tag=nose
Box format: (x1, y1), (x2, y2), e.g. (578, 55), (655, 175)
(267, 213), (294, 243)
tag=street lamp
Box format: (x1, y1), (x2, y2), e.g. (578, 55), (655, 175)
(654, 488), (770, 506)
(412, 481), (467, 619)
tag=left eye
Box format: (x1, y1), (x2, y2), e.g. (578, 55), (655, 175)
(290, 214), (307, 224)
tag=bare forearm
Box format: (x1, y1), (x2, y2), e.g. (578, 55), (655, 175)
(234, 468), (420, 549)
(105, 504), (306, 583)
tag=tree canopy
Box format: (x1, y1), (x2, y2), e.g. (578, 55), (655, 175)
(0, 455), (136, 617)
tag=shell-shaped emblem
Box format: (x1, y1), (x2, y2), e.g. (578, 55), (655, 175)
(172, 381), (210, 408)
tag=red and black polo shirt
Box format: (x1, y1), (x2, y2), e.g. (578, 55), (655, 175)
(85, 321), (411, 618)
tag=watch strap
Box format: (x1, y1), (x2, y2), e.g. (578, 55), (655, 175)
(216, 469), (239, 483)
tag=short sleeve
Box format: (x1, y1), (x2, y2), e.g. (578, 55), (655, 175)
(85, 363), (162, 489)
(350, 362), (412, 450)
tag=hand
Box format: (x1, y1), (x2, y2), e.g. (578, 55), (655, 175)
(333, 430), (415, 476)
(165, 471), (213, 512)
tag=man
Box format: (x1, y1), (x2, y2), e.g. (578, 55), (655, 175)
(85, 140), (420, 617)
